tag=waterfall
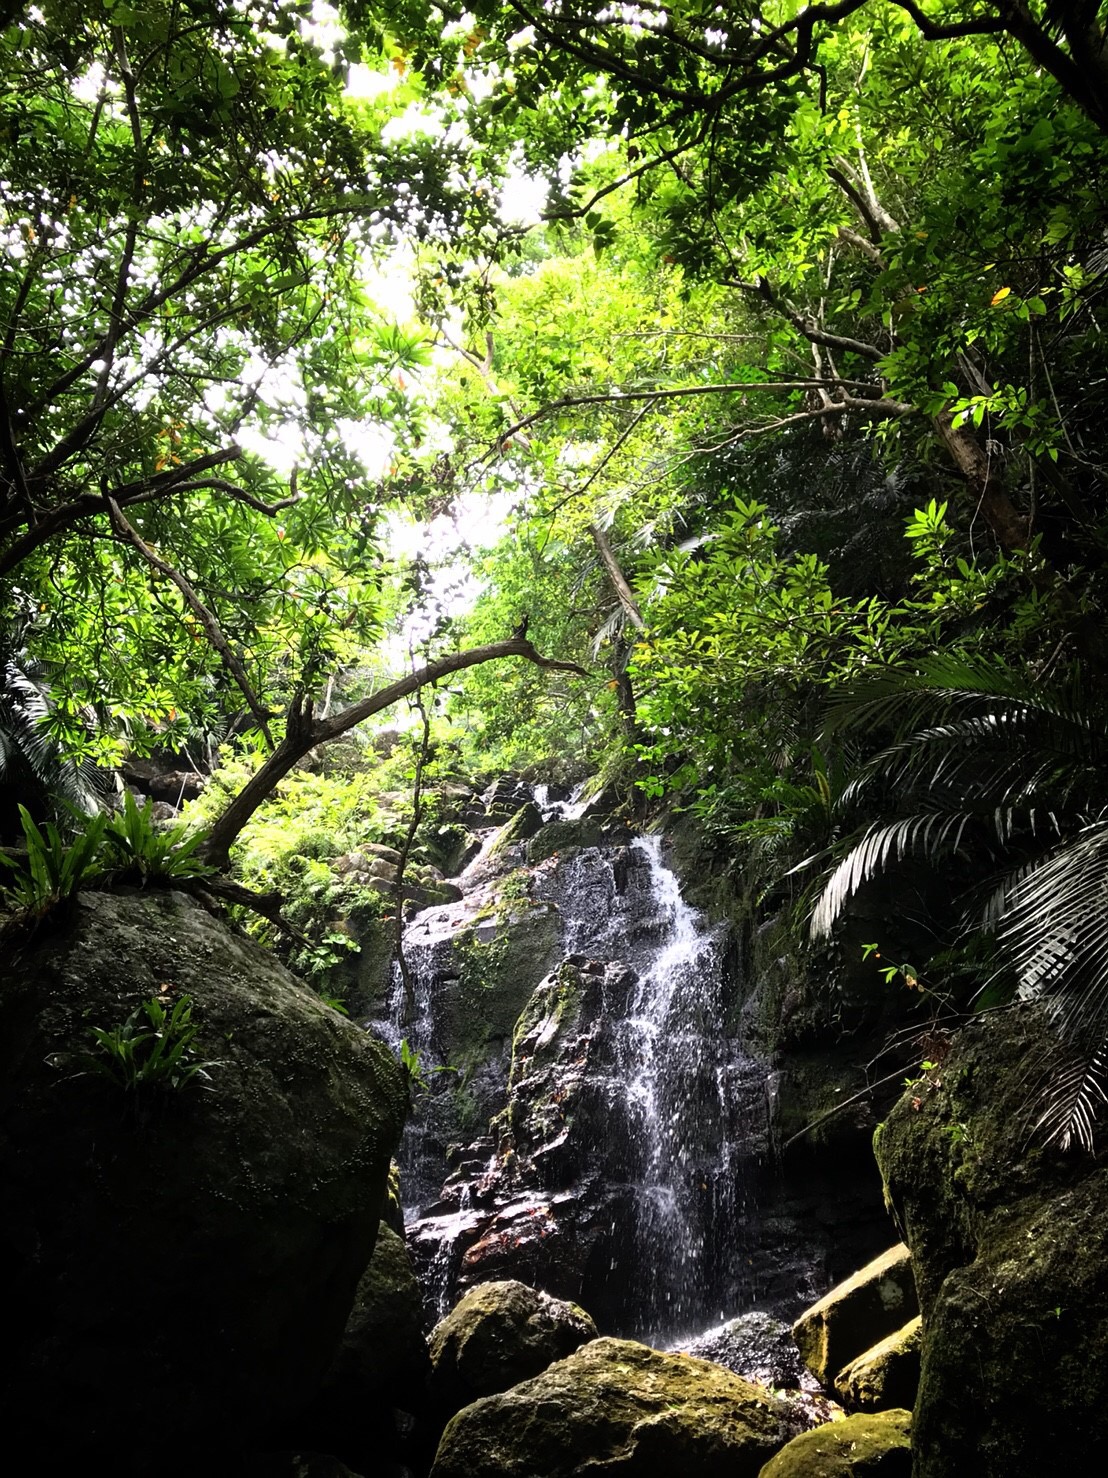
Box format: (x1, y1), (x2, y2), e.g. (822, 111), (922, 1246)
(387, 810), (763, 1343)
(616, 836), (741, 1344)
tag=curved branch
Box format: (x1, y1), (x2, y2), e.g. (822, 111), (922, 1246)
(200, 638), (590, 868)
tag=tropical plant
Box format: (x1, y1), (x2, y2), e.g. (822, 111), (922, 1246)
(0, 803), (107, 911)
(810, 653), (1108, 1149)
(101, 791), (214, 884)
(74, 992), (220, 1105)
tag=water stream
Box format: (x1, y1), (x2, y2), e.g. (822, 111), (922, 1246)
(381, 805), (758, 1344)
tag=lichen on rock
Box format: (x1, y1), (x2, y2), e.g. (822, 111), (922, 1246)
(430, 1336), (791, 1477)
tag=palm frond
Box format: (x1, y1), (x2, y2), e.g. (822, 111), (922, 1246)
(815, 654), (1108, 1149)
(811, 810), (978, 937)
(1032, 1040), (1108, 1153)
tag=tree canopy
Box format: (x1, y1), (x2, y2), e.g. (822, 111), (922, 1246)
(3, 0), (1107, 898)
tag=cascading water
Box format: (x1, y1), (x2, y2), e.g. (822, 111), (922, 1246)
(613, 836), (744, 1344)
(384, 802), (763, 1343)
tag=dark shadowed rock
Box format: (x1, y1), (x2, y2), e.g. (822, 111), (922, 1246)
(875, 1006), (1108, 1477)
(297, 1225), (430, 1474)
(430, 1337), (790, 1478)
(0, 889), (407, 1469)
(428, 1279), (597, 1415)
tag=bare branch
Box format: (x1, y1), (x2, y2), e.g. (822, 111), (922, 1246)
(837, 225), (886, 267)
(732, 276), (886, 361)
(493, 376), (883, 445)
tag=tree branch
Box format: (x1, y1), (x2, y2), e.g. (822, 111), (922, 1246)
(731, 276), (886, 361)
(493, 376), (884, 445)
(200, 638), (590, 868)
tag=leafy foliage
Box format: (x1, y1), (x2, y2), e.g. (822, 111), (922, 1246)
(0, 803), (107, 910)
(101, 790), (215, 884)
(73, 991), (219, 1104)
(811, 654), (1108, 1148)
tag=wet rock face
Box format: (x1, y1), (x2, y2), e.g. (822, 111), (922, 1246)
(428, 1279), (597, 1415)
(429, 1337), (791, 1478)
(0, 889), (407, 1466)
(408, 957), (647, 1330)
(677, 1311), (817, 1392)
(875, 1007), (1108, 1477)
(402, 827), (894, 1342)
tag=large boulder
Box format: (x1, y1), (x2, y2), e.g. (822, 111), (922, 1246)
(791, 1244), (917, 1388)
(430, 1336), (791, 1477)
(833, 1317), (921, 1413)
(875, 1006), (1108, 1476)
(428, 1279), (597, 1415)
(758, 1409), (912, 1476)
(0, 889), (408, 1468)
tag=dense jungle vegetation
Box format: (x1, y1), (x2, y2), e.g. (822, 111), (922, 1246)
(2, 1), (1108, 1143)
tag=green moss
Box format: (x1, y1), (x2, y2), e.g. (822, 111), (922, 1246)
(760, 1409), (911, 1476)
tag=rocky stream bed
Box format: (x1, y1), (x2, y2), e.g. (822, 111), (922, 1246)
(1, 776), (1105, 1474)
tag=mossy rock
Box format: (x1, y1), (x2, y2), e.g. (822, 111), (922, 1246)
(0, 889), (407, 1465)
(442, 904), (564, 1052)
(428, 1279), (597, 1416)
(758, 1409), (911, 1476)
(875, 1006), (1108, 1476)
(298, 1226), (431, 1471)
(792, 1245), (917, 1388)
(834, 1317), (921, 1413)
(430, 1337), (791, 1477)
(489, 802), (545, 855)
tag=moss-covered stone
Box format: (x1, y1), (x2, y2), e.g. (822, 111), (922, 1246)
(834, 1317), (921, 1413)
(428, 1279), (597, 1415)
(445, 901), (564, 1053)
(298, 1226), (431, 1471)
(324, 1226), (430, 1401)
(758, 1409), (911, 1476)
(526, 814), (629, 864)
(792, 1245), (917, 1388)
(875, 1006), (1108, 1476)
(430, 1337), (791, 1477)
(489, 802), (544, 854)
(0, 889), (408, 1465)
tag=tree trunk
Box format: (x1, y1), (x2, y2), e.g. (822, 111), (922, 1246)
(932, 413), (1030, 552)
